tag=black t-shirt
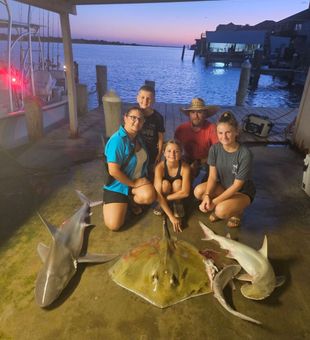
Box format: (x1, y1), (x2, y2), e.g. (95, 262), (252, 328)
(140, 109), (165, 162)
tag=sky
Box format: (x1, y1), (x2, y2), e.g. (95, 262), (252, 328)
(2, 0), (310, 46)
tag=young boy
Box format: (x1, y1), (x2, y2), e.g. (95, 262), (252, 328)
(137, 85), (165, 178)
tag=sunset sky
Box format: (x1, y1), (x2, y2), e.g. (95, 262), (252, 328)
(3, 0), (310, 46)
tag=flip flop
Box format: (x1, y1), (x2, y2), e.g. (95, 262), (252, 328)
(227, 216), (241, 228)
(209, 212), (220, 223)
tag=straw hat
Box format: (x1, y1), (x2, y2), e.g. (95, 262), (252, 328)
(180, 98), (219, 117)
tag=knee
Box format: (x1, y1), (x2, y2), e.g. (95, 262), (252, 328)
(104, 219), (123, 231)
(135, 185), (156, 204)
(194, 185), (204, 200)
(214, 204), (227, 219)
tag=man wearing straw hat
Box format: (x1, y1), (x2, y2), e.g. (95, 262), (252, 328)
(175, 97), (219, 180)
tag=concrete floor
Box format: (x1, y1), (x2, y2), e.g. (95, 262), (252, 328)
(0, 112), (310, 339)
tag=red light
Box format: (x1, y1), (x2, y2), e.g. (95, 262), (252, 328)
(12, 77), (17, 83)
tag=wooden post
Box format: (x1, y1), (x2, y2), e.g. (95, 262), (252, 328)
(181, 45), (185, 60)
(236, 59), (251, 106)
(24, 96), (44, 141)
(60, 12), (78, 138)
(293, 67), (310, 152)
(74, 61), (79, 83)
(250, 49), (263, 89)
(76, 83), (88, 116)
(96, 65), (107, 106)
(192, 50), (196, 63)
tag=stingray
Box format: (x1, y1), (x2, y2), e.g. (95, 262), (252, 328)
(109, 217), (212, 308)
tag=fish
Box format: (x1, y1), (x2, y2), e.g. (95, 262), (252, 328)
(199, 221), (285, 300)
(213, 264), (261, 325)
(35, 190), (118, 307)
(109, 217), (212, 308)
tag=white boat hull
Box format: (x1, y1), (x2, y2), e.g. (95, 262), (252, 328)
(0, 99), (68, 149)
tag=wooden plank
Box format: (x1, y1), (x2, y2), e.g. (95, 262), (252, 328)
(120, 102), (298, 144)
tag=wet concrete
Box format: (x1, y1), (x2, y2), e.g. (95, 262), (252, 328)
(0, 111), (310, 339)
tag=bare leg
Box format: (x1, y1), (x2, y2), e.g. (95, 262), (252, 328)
(214, 192), (251, 226)
(103, 202), (128, 231)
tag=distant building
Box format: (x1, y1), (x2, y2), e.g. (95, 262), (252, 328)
(275, 7), (310, 67)
(204, 30), (268, 65)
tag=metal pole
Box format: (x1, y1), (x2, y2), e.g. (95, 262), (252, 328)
(27, 5), (35, 96)
(5, 0), (13, 112)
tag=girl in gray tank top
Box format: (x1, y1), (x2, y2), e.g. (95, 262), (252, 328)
(194, 111), (255, 228)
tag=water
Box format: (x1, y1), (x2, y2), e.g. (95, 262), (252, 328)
(1, 42), (303, 110)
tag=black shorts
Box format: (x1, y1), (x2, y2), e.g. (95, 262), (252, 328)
(103, 189), (129, 204)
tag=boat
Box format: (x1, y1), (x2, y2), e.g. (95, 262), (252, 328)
(0, 0), (68, 149)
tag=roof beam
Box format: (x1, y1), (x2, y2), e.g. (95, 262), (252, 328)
(17, 0), (76, 14)
(73, 0), (216, 4)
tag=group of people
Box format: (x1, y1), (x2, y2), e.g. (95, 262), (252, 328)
(102, 85), (256, 232)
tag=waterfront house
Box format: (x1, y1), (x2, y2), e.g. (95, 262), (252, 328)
(274, 7), (310, 68)
(204, 30), (268, 66)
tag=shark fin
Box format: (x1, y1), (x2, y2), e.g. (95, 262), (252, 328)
(77, 253), (118, 263)
(37, 212), (58, 239)
(199, 221), (214, 241)
(75, 190), (103, 208)
(259, 235), (268, 258)
(275, 275), (286, 287)
(37, 243), (50, 262)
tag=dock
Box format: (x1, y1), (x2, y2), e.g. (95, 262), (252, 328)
(122, 102), (298, 144)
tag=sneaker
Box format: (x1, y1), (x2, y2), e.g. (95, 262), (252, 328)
(153, 205), (163, 216)
(173, 200), (185, 218)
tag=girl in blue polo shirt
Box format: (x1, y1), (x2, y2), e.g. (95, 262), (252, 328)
(103, 107), (156, 231)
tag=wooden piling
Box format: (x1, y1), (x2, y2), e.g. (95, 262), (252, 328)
(192, 50), (196, 63)
(74, 61), (79, 83)
(250, 49), (263, 89)
(24, 96), (44, 141)
(236, 59), (251, 106)
(76, 83), (88, 116)
(96, 65), (107, 106)
(181, 45), (185, 60)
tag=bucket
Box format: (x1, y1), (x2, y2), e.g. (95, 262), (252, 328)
(102, 90), (121, 138)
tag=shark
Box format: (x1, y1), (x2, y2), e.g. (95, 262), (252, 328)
(35, 190), (118, 307)
(200, 221), (285, 300)
(213, 264), (261, 325)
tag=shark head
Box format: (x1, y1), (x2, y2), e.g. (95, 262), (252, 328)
(35, 248), (77, 307)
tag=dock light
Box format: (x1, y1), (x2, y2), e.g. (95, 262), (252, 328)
(63, 65), (67, 71)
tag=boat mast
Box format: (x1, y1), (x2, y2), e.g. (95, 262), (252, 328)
(3, 0), (13, 112)
(27, 5), (35, 96)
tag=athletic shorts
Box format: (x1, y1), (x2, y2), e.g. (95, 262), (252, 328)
(103, 189), (129, 204)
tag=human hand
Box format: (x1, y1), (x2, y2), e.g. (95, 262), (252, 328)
(199, 196), (215, 213)
(170, 215), (182, 233)
(133, 177), (150, 188)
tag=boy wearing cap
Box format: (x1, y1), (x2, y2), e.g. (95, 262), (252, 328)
(137, 85), (165, 178)
(174, 97), (219, 179)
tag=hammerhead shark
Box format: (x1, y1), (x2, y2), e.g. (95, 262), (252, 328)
(35, 190), (117, 307)
(200, 221), (285, 300)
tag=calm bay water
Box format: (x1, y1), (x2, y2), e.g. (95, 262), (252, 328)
(1, 42), (303, 110)
(72, 44), (302, 110)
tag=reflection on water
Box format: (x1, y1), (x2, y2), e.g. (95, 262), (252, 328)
(1, 42), (303, 110)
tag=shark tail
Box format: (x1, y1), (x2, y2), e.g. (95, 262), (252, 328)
(75, 190), (103, 207)
(199, 221), (215, 241)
